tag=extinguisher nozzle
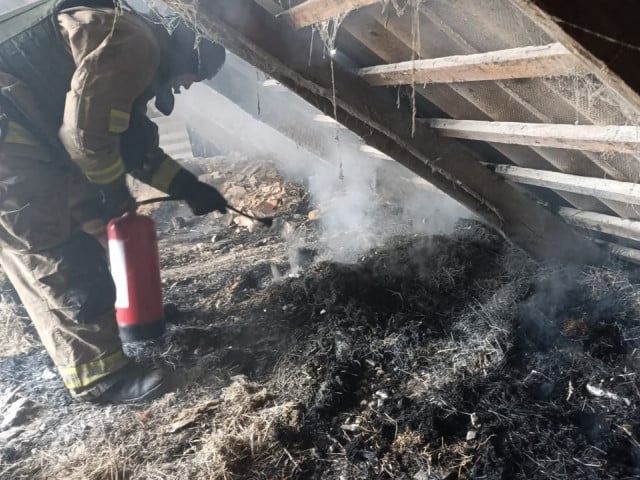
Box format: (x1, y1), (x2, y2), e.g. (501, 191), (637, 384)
(227, 205), (275, 228)
(136, 197), (276, 228)
(258, 217), (274, 228)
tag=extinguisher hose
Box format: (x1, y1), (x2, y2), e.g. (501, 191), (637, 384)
(137, 196), (274, 227)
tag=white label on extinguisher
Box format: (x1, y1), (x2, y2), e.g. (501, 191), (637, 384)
(108, 239), (129, 309)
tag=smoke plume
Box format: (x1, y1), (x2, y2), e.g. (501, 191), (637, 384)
(171, 57), (471, 262)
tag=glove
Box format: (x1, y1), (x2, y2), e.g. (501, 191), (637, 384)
(98, 176), (136, 221)
(121, 116), (160, 171)
(184, 179), (228, 216)
(167, 168), (228, 216)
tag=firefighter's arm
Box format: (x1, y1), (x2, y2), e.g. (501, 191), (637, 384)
(122, 112), (227, 215)
(129, 144), (228, 215)
(57, 10), (160, 185)
(120, 111), (181, 192)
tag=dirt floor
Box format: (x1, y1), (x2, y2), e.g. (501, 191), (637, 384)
(1, 158), (640, 479)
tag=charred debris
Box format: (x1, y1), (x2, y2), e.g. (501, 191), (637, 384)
(1, 160), (640, 478)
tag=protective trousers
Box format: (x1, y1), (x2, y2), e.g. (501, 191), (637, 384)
(0, 125), (128, 399)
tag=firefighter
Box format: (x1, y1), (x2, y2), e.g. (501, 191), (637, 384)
(0, 0), (228, 402)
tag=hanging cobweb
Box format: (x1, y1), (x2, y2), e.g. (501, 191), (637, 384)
(311, 13), (349, 181)
(312, 12), (348, 115)
(381, 0), (413, 17)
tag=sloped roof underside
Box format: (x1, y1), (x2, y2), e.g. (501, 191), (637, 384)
(171, 0), (640, 264)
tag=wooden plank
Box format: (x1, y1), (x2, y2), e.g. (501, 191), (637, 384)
(559, 207), (640, 242)
(426, 119), (640, 153)
(608, 243), (640, 266)
(278, 0), (380, 29)
(314, 114), (347, 128)
(360, 144), (392, 160)
(356, 43), (588, 86)
(492, 164), (640, 204)
(366, 1), (640, 220)
(341, 11), (614, 215)
(409, 3), (640, 198)
(347, 10), (640, 219)
(272, 0), (627, 219)
(176, 0), (603, 263)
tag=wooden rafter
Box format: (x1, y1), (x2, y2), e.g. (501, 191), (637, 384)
(254, 0), (640, 264)
(559, 207), (640, 243)
(426, 119), (640, 153)
(174, 0), (603, 263)
(253, 0), (282, 15)
(278, 0), (380, 29)
(491, 164), (640, 205)
(343, 8), (640, 220)
(609, 243), (640, 265)
(360, 144), (392, 160)
(356, 43), (588, 86)
(409, 3), (640, 218)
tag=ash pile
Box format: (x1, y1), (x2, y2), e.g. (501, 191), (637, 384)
(256, 223), (640, 480)
(0, 157), (640, 480)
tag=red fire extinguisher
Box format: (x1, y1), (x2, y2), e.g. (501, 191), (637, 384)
(107, 212), (165, 342)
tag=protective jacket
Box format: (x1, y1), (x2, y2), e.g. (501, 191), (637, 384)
(0, 0), (186, 190)
(0, 0), (194, 398)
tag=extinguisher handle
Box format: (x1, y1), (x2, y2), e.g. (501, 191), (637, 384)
(137, 196), (174, 206)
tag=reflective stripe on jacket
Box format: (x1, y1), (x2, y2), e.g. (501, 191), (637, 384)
(0, 120), (39, 147)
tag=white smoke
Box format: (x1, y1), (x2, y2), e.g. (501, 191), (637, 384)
(171, 59), (471, 262)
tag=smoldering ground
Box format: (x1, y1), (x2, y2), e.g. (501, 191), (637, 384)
(3, 198), (640, 479)
(0, 137), (638, 480)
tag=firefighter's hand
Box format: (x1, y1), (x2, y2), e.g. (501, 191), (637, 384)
(121, 116), (160, 170)
(184, 180), (228, 216)
(166, 169), (227, 215)
(99, 176), (136, 221)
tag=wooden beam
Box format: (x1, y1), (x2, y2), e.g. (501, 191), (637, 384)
(253, 0), (282, 15)
(408, 4), (640, 219)
(341, 12), (615, 215)
(608, 243), (640, 266)
(350, 8), (640, 219)
(263, 0), (631, 227)
(426, 119), (640, 153)
(314, 114), (348, 129)
(279, 0), (380, 29)
(559, 207), (640, 242)
(356, 43), (588, 86)
(176, 0), (603, 263)
(360, 144), (392, 160)
(491, 164), (640, 204)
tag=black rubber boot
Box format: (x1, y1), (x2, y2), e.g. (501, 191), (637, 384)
(81, 363), (172, 404)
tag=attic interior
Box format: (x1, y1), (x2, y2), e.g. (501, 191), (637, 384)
(3, 1), (640, 479)
(184, 0), (640, 263)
